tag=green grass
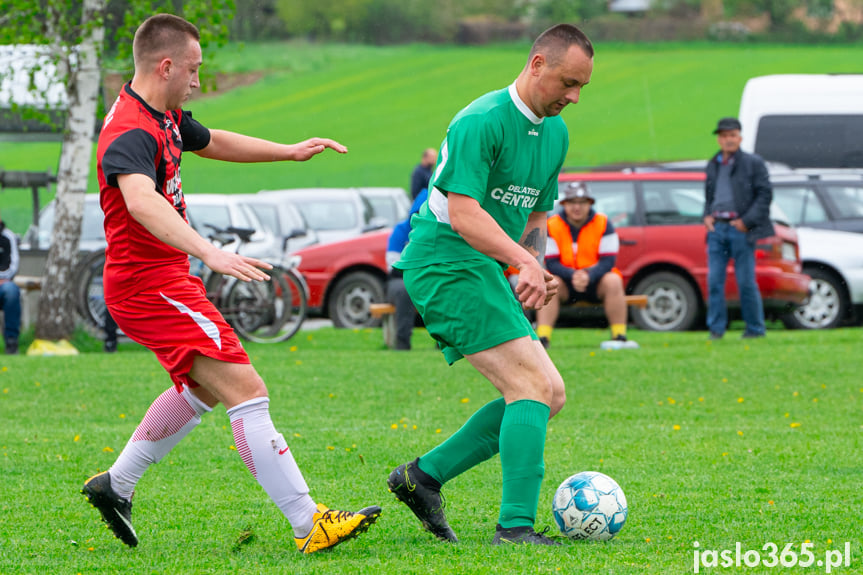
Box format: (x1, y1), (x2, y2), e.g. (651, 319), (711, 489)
(1, 327), (861, 573)
(2, 41), (863, 233)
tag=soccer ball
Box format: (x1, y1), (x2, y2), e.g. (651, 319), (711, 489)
(552, 471), (628, 541)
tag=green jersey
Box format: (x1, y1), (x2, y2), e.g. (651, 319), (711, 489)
(396, 83), (569, 269)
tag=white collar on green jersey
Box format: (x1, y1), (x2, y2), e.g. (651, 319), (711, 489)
(508, 82), (543, 126)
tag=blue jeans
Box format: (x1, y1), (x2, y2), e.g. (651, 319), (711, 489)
(706, 222), (765, 336)
(0, 280), (21, 341)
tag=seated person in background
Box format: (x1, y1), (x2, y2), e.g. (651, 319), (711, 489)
(535, 182), (638, 350)
(385, 188), (428, 350)
(0, 211), (21, 355)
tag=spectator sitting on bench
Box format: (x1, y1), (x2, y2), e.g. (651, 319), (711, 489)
(535, 182), (638, 350)
(0, 209), (21, 355)
(385, 187), (428, 350)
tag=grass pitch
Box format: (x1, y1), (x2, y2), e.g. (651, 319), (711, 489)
(1, 326), (861, 574)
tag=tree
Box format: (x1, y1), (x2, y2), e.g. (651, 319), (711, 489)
(0, 0), (232, 348)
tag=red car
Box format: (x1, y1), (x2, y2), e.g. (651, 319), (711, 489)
(557, 171), (810, 331)
(294, 170), (810, 332)
(293, 230), (389, 328)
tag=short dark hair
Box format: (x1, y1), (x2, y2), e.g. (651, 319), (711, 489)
(133, 14), (200, 67)
(529, 24), (594, 67)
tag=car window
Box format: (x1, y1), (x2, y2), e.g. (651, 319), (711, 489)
(188, 204), (232, 234)
(248, 204), (281, 235)
(366, 196), (398, 225)
(641, 181), (705, 225)
(34, 198), (105, 248)
(296, 200), (359, 231)
(560, 181), (636, 227)
(823, 185), (863, 220)
(773, 186), (828, 226)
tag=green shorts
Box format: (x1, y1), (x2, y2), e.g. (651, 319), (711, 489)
(403, 259), (537, 365)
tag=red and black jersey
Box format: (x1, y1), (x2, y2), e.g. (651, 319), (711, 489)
(97, 82), (211, 304)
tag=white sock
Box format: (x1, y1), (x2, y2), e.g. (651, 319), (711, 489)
(109, 385), (211, 500)
(227, 397), (318, 537)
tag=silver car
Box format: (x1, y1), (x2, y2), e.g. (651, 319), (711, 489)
(257, 188), (387, 245)
(785, 226), (863, 329)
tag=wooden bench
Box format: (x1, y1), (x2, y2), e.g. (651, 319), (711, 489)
(369, 295), (648, 349)
(370, 303), (398, 349)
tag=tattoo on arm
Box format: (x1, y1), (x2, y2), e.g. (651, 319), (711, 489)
(519, 226), (547, 267)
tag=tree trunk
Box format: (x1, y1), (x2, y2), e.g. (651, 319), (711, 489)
(34, 0), (105, 341)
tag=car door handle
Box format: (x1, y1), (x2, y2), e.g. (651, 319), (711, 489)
(620, 239), (638, 246)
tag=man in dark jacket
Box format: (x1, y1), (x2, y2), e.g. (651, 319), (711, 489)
(703, 117), (774, 339)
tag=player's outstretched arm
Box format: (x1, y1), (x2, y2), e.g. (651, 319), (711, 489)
(195, 129), (347, 163)
(448, 192), (547, 310)
(117, 173), (272, 282)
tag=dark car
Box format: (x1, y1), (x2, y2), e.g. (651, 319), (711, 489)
(770, 172), (863, 234)
(557, 170), (811, 331)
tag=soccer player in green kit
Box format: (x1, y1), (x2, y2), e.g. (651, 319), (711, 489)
(387, 24), (594, 546)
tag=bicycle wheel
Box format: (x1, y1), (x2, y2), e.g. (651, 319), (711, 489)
(73, 249), (109, 337)
(221, 265), (305, 344)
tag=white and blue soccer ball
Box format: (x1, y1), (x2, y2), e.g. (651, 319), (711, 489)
(552, 471), (628, 541)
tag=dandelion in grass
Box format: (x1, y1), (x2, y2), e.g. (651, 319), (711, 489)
(737, 430), (744, 436)
(461, 398), (469, 403)
(738, 397), (744, 403)
(229, 445), (237, 451)
(74, 435), (80, 442)
(435, 428), (442, 434)
(327, 446), (334, 451)
(119, 413), (125, 419)
(673, 425), (681, 431)
(102, 446), (114, 452)
(391, 424), (398, 430)
(290, 346), (297, 352)
(790, 422), (801, 428)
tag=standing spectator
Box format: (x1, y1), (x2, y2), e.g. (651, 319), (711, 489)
(385, 187), (428, 350)
(703, 117), (774, 339)
(410, 148), (437, 200)
(535, 182), (638, 350)
(388, 24), (594, 546)
(81, 13), (379, 553)
(0, 210), (21, 355)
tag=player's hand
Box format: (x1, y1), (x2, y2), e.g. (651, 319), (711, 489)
(542, 271), (558, 307)
(515, 262), (548, 311)
(288, 138), (348, 161)
(731, 218), (748, 233)
(203, 250), (272, 282)
(572, 270), (589, 293)
(704, 215), (715, 232)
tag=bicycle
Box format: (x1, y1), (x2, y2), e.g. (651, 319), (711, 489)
(74, 225), (309, 344)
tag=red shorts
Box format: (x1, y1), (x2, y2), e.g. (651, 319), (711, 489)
(108, 276), (250, 391)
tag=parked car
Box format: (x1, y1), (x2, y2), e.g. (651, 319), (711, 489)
(179, 194), (280, 260)
(20, 194), (106, 251)
(292, 229), (389, 328)
(356, 187), (411, 226)
(783, 227), (863, 329)
(22, 193), (278, 260)
(770, 172), (863, 234)
(257, 188), (387, 245)
(237, 194), (319, 255)
(556, 171), (811, 331)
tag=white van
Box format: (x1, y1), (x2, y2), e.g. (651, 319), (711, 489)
(738, 74), (863, 169)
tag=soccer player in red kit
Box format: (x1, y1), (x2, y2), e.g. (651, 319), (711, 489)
(81, 13), (380, 554)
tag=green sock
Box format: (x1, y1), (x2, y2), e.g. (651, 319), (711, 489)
(498, 399), (550, 529)
(417, 398), (506, 485)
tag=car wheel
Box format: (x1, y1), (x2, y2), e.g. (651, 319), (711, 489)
(631, 272), (700, 332)
(782, 267), (848, 329)
(328, 271), (385, 328)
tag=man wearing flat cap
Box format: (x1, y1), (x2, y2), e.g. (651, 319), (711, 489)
(703, 116), (774, 339)
(536, 181), (638, 349)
